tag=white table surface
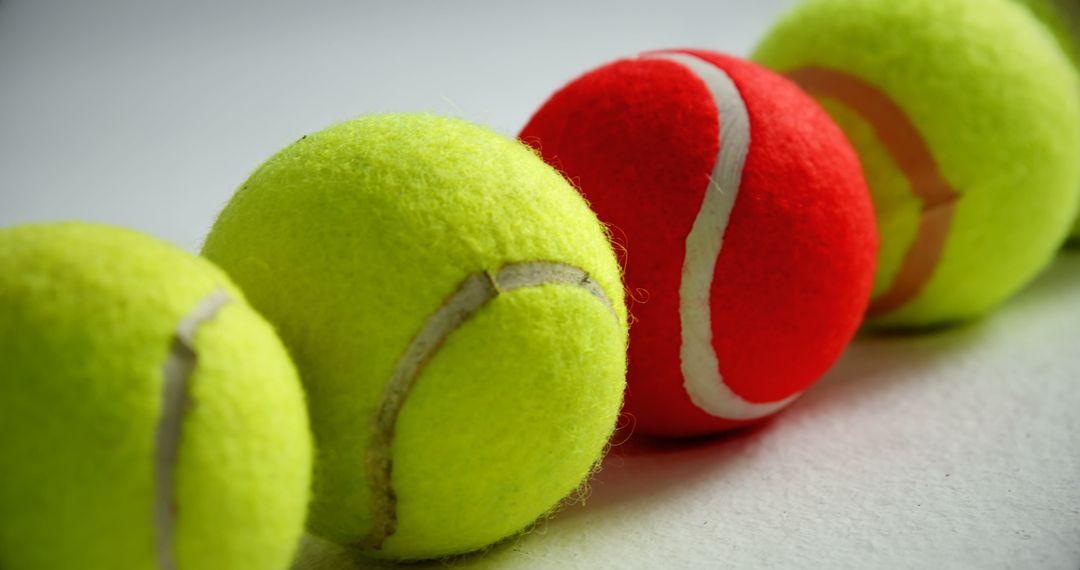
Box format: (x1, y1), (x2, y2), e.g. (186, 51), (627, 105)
(2, 1), (1077, 569)
(295, 251), (1080, 570)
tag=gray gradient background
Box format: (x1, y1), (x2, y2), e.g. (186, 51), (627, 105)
(2, 2), (1078, 569)
(0, 0), (789, 250)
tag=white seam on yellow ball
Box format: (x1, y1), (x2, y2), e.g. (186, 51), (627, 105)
(364, 261), (617, 551)
(155, 288), (232, 570)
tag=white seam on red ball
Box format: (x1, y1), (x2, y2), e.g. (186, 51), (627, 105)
(644, 51), (800, 420)
(155, 288), (232, 570)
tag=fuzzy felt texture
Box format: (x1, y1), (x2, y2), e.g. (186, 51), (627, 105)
(519, 51), (877, 438)
(1013, 0), (1080, 239)
(754, 0), (1080, 326)
(1016, 0), (1080, 71)
(0, 223), (312, 570)
(202, 114), (628, 561)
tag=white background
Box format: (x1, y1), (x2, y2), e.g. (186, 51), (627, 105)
(2, 1), (1078, 569)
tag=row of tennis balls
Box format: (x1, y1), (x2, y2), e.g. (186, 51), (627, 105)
(3, 0), (1080, 567)
(0, 114), (625, 569)
(519, 0), (1080, 434)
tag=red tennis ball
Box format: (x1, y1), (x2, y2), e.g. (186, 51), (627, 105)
(520, 50), (878, 437)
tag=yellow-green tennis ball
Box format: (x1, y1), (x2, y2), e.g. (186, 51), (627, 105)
(0, 222), (312, 570)
(754, 0), (1080, 327)
(1012, 0), (1080, 239)
(202, 114), (628, 561)
(1014, 0), (1080, 71)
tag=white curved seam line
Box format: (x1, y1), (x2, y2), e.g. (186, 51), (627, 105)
(496, 261), (617, 319)
(364, 261), (618, 549)
(647, 51), (800, 419)
(155, 288), (232, 570)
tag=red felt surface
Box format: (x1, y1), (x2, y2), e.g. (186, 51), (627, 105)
(520, 50), (877, 437)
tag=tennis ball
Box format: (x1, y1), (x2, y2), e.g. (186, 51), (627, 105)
(202, 114), (627, 560)
(0, 222), (312, 570)
(754, 0), (1080, 327)
(1014, 0), (1080, 71)
(520, 50), (877, 437)
(1012, 0), (1080, 240)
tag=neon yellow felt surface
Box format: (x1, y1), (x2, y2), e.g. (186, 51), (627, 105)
(1015, 0), (1080, 70)
(202, 113), (628, 560)
(754, 0), (1080, 327)
(0, 222), (312, 570)
(818, 99), (917, 301)
(1013, 0), (1080, 238)
(390, 287), (625, 559)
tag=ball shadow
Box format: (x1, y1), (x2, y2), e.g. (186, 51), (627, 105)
(293, 250), (1080, 569)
